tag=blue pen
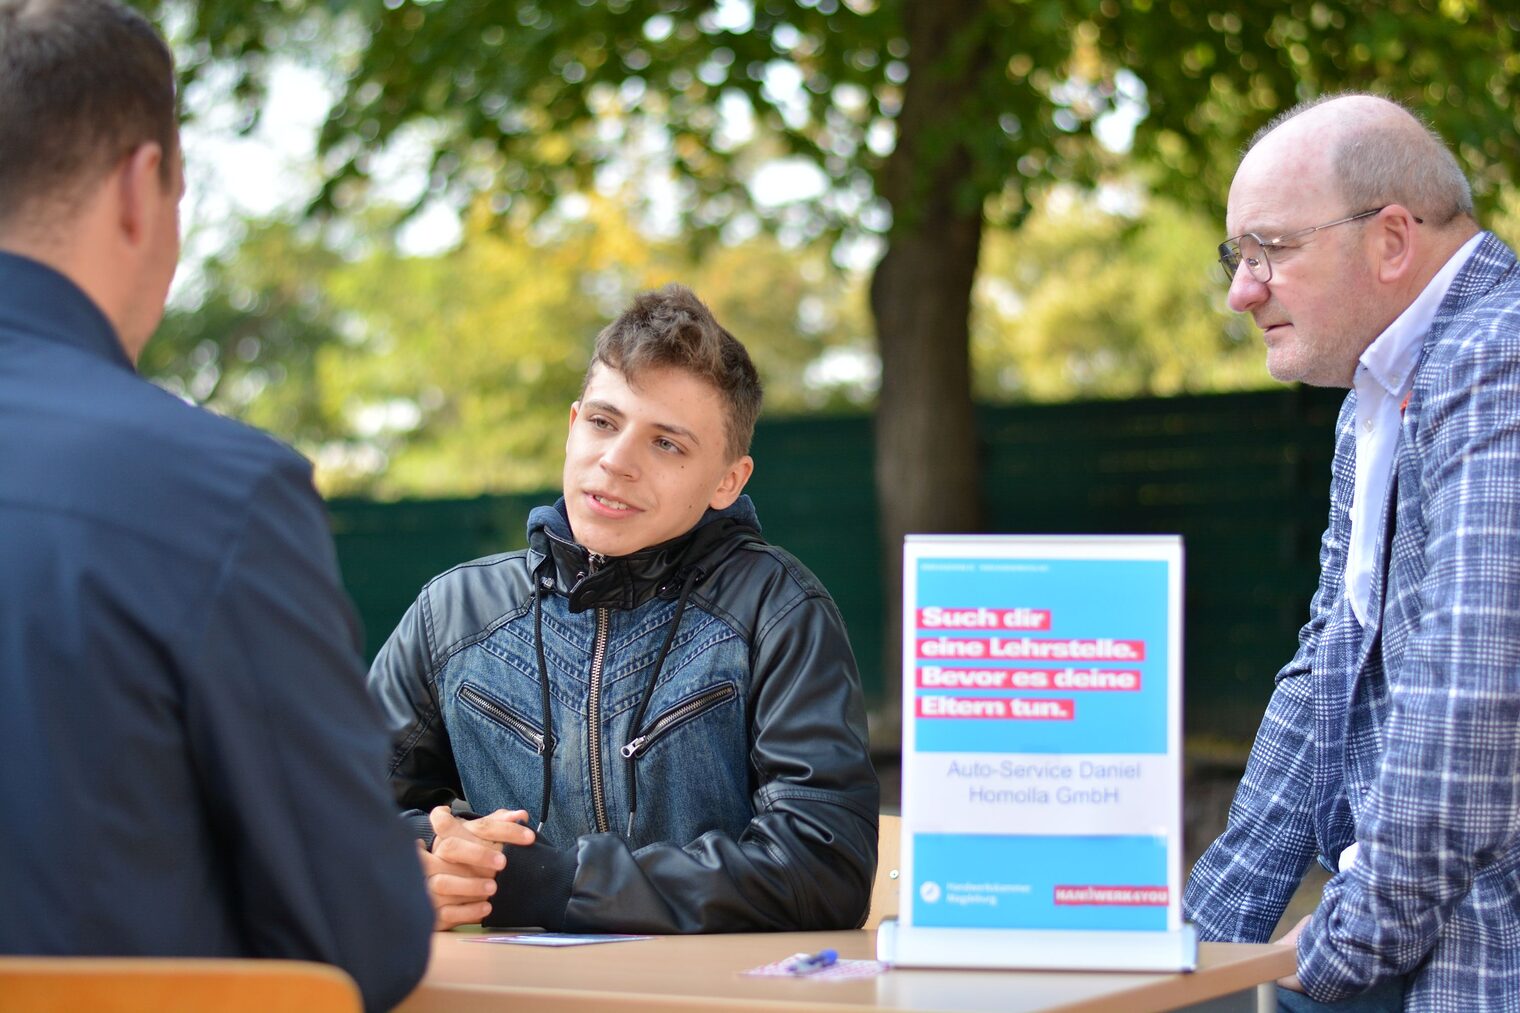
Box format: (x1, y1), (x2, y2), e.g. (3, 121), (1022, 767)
(788, 948), (838, 975)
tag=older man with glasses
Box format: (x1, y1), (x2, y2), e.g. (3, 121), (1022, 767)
(1186, 93), (1520, 1012)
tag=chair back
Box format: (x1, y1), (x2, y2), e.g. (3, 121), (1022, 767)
(864, 812), (903, 929)
(0, 957), (361, 1013)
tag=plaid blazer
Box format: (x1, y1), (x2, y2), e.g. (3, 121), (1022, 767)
(1185, 232), (1520, 1010)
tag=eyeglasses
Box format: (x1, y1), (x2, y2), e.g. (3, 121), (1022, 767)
(1218, 207), (1417, 287)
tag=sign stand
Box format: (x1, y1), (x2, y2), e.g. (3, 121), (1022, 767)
(879, 535), (1196, 972)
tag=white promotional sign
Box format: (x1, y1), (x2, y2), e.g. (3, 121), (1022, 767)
(880, 534), (1196, 972)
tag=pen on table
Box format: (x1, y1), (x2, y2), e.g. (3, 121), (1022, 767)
(788, 948), (838, 975)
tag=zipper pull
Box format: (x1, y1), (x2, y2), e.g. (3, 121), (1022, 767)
(619, 736), (648, 759)
(587, 551), (606, 573)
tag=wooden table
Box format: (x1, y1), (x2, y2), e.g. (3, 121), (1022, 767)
(395, 929), (1293, 1013)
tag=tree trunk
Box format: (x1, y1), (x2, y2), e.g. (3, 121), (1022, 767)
(869, 0), (990, 737)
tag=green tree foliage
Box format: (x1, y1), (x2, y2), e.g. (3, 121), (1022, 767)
(143, 221), (352, 448)
(151, 0), (1520, 225)
(154, 201), (874, 497)
(151, 0), (1520, 451)
(973, 193), (1267, 402)
(152, 191), (1269, 495)
(149, 0), (1520, 692)
(1109, 1), (1520, 218)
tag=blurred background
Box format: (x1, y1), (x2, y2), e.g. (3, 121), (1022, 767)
(137, 0), (1520, 922)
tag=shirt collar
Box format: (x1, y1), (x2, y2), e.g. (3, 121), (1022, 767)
(0, 250), (133, 371)
(1356, 232), (1484, 397)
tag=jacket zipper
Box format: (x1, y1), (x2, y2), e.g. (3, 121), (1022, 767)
(457, 684), (550, 754)
(584, 552), (611, 834)
(620, 683), (738, 760)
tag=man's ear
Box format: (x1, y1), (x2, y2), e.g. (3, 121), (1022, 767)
(116, 142), (166, 250)
(1373, 204), (1419, 284)
(708, 455), (754, 510)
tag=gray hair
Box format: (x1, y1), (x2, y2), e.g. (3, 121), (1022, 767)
(1249, 93), (1474, 226)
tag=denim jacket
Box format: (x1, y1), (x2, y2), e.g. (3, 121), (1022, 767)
(368, 496), (879, 933)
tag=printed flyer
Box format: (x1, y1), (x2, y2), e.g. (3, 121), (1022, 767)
(880, 534), (1195, 971)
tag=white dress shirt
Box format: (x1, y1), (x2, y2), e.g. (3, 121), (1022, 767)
(1345, 232), (1483, 627)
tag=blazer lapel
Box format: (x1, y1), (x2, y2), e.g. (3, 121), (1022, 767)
(1348, 230), (1513, 685)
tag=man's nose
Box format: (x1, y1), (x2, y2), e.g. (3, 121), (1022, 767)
(599, 434), (638, 478)
(1226, 265), (1268, 314)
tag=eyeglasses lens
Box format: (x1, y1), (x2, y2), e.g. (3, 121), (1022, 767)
(1218, 235), (1268, 286)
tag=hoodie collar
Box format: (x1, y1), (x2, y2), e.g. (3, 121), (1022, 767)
(526, 495), (761, 613)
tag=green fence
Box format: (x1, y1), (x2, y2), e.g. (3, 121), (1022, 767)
(329, 384), (1343, 742)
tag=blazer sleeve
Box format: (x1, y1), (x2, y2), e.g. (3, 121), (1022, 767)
(1184, 396), (1357, 942)
(1298, 326), (1520, 1000)
(184, 456), (433, 1013)
(487, 588), (881, 933)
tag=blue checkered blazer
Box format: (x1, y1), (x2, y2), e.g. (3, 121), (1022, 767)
(1185, 232), (1520, 1010)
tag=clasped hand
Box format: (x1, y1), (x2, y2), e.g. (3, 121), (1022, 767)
(415, 806), (535, 930)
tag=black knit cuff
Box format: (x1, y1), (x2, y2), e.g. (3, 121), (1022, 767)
(401, 809), (435, 849)
(483, 840), (577, 931)
(403, 802), (486, 850)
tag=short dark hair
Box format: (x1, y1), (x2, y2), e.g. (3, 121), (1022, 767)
(0, 0), (177, 230)
(584, 284), (763, 461)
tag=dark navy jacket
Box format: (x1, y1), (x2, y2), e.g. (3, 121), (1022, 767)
(0, 252), (432, 1011)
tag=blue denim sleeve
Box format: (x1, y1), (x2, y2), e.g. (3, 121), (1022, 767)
(183, 455), (433, 1012)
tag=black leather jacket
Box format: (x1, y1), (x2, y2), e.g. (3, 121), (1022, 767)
(368, 496), (880, 933)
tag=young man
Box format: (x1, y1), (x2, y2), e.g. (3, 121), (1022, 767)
(368, 284), (879, 933)
(0, 1), (432, 1008)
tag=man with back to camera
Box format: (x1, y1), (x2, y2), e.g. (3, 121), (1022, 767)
(1186, 93), (1520, 1011)
(367, 283), (880, 933)
(0, 1), (433, 1007)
